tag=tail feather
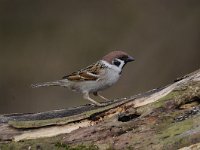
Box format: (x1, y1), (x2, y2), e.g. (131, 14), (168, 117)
(31, 80), (68, 88)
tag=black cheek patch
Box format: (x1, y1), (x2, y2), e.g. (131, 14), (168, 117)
(113, 60), (121, 67)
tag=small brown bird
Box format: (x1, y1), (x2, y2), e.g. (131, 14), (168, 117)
(32, 51), (134, 106)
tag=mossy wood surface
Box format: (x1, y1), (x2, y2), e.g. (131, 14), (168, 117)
(0, 69), (200, 150)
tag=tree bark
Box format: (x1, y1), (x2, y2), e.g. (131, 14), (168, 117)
(0, 69), (200, 150)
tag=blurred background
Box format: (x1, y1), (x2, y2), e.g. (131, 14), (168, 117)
(0, 0), (200, 114)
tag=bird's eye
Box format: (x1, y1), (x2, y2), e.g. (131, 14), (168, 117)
(113, 59), (121, 67)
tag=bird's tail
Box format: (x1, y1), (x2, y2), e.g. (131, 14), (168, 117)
(31, 80), (68, 88)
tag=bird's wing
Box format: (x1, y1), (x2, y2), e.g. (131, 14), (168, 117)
(62, 61), (106, 81)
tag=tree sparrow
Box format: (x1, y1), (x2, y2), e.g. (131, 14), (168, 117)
(32, 51), (134, 106)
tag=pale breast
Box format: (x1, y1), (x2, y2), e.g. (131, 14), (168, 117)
(67, 60), (121, 93)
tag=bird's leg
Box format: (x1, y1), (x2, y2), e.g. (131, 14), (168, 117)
(93, 92), (109, 101)
(83, 92), (102, 106)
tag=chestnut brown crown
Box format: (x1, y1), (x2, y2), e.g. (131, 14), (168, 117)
(102, 50), (134, 64)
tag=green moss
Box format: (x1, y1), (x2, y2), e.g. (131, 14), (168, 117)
(155, 115), (200, 149)
(159, 81), (200, 105)
(159, 119), (193, 139)
(8, 114), (86, 128)
(0, 134), (77, 150)
(129, 82), (200, 149)
(158, 91), (180, 102)
(137, 81), (200, 116)
(55, 143), (99, 150)
(0, 136), (62, 150)
(0, 136), (99, 150)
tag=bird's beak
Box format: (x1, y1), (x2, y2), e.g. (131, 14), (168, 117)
(126, 56), (135, 62)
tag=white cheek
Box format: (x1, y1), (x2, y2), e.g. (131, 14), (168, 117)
(101, 60), (121, 73)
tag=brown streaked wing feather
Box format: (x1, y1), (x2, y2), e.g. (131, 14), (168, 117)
(79, 72), (98, 80)
(62, 61), (105, 81)
(65, 74), (84, 81)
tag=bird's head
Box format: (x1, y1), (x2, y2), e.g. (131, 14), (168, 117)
(102, 50), (135, 70)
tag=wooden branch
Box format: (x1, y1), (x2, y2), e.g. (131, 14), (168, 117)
(0, 69), (200, 149)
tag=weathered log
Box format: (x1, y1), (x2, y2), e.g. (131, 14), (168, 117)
(0, 69), (200, 150)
